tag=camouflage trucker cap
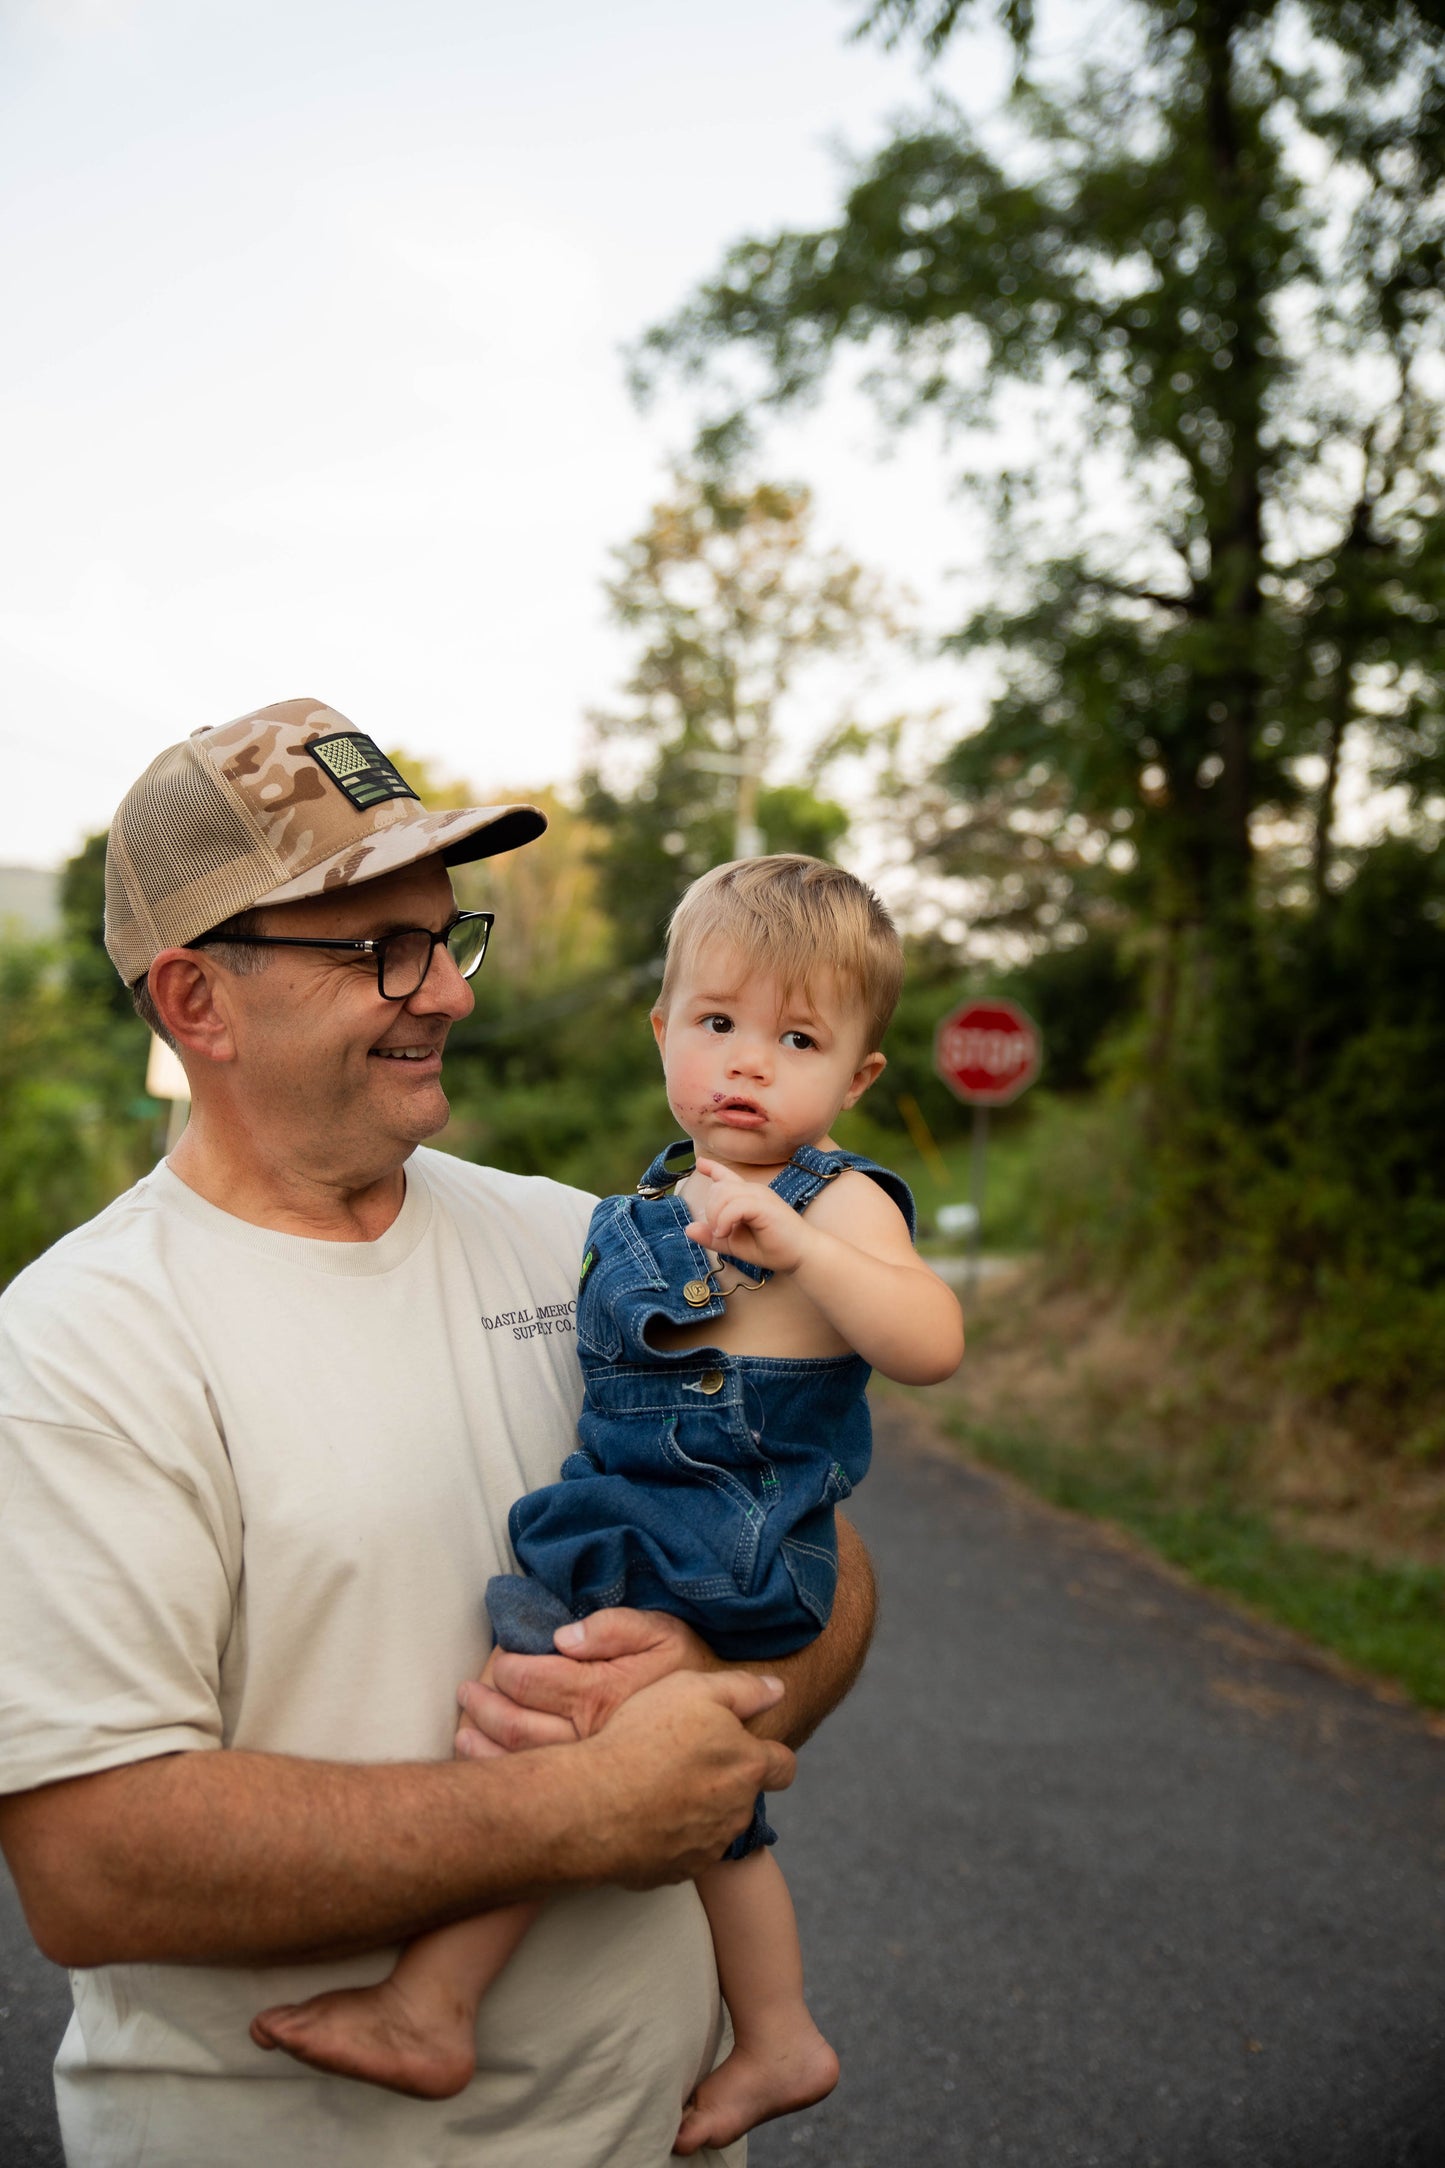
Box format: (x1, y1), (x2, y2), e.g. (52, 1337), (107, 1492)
(105, 697), (546, 986)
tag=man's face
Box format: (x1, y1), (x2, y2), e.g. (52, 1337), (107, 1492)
(218, 856), (476, 1175)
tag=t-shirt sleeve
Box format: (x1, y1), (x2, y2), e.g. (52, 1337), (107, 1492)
(0, 1266), (240, 1797)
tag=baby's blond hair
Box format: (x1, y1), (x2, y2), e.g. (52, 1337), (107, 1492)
(657, 856), (904, 1054)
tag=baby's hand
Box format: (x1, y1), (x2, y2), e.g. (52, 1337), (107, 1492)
(684, 1156), (811, 1275)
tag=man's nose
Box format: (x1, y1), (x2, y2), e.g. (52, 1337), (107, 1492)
(407, 941), (475, 1023)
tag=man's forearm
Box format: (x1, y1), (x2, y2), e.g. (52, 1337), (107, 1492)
(1, 1746), (605, 1968)
(0, 1673), (793, 1970)
(746, 1515), (876, 1748)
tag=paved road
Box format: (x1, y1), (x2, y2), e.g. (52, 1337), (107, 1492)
(4, 1404), (1444, 2166)
(0, 1847), (68, 2165)
(754, 1403), (1445, 2168)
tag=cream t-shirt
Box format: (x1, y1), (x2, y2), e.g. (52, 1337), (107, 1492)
(0, 1149), (741, 2168)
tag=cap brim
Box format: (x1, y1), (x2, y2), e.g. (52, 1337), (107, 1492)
(249, 801), (547, 911)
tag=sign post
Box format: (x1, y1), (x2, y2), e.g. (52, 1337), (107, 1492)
(933, 998), (1042, 1291)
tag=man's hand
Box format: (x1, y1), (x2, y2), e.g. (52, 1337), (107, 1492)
(457, 1609), (717, 1758)
(574, 1669), (795, 1887)
(458, 1520), (876, 1761)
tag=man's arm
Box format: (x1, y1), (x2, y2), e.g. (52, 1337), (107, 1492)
(777, 1511), (875, 1746)
(457, 1514), (877, 1757)
(0, 1669), (794, 1970)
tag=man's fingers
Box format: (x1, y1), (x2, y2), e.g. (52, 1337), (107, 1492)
(583, 1670), (799, 1884)
(478, 1611), (718, 1746)
(550, 1607), (676, 1661)
(703, 1667), (784, 1717)
(754, 1736), (797, 1793)
(453, 1722), (508, 1760)
(698, 1668), (795, 1781)
(487, 1650), (610, 1722)
(456, 1678), (578, 1751)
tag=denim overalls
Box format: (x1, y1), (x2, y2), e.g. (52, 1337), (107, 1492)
(487, 1141), (916, 1856)
(504, 1141), (916, 1659)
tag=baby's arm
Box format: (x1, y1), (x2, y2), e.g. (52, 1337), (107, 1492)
(686, 1158), (964, 1385)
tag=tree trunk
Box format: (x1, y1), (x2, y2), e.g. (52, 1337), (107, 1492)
(1311, 663), (1351, 905)
(1199, 2), (1266, 922)
(1144, 913), (1183, 1125)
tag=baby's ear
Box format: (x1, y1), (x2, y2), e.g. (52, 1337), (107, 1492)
(843, 1050), (887, 1108)
(650, 1007), (668, 1059)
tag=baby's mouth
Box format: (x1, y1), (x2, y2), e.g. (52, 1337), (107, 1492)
(712, 1095), (767, 1125)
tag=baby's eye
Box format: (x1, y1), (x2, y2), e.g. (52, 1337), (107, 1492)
(700, 1013), (733, 1035)
(782, 1030), (816, 1052)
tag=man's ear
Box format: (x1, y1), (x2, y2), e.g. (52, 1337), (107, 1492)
(146, 950), (239, 1067)
(841, 1050), (886, 1111)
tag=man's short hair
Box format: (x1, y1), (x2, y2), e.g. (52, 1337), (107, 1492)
(657, 856), (904, 1053)
(132, 908), (272, 1049)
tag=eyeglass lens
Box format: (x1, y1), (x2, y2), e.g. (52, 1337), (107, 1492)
(445, 915), (491, 979)
(378, 917), (490, 999)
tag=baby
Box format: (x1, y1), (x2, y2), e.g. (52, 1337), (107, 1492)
(252, 854), (964, 2155)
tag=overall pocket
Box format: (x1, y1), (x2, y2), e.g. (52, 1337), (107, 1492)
(659, 1417), (769, 1599)
(576, 1198), (669, 1361)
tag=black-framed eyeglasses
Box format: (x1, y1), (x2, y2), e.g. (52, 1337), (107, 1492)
(190, 910), (494, 1001)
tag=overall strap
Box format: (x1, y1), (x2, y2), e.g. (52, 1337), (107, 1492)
(634, 1140), (917, 1282)
(773, 1144), (918, 1239)
(634, 1140), (770, 1289)
(636, 1139), (697, 1198)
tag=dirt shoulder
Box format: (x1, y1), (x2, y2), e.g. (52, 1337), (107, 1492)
(920, 1258), (1445, 1573)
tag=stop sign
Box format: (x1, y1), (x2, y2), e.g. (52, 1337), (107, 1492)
(934, 998), (1041, 1105)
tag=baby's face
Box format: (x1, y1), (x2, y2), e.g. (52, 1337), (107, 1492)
(651, 940), (885, 1169)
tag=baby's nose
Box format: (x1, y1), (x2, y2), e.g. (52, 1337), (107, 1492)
(728, 1036), (770, 1077)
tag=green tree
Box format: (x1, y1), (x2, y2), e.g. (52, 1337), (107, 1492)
(385, 754), (615, 995)
(0, 841), (157, 1287)
(638, 0), (1445, 1086)
(580, 432), (894, 967)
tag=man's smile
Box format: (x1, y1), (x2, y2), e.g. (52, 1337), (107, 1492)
(371, 1043), (444, 1064)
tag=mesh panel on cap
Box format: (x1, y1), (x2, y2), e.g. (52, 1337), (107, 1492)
(106, 745), (275, 980)
(105, 857), (135, 931)
(116, 750), (257, 895)
(106, 809), (158, 982)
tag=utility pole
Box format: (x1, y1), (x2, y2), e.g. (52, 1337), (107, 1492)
(686, 742), (766, 859)
(733, 737), (765, 857)
(145, 1034), (191, 1156)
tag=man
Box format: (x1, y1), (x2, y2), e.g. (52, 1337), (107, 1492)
(0, 699), (875, 2168)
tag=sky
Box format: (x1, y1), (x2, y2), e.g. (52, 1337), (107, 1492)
(0, 0), (1026, 871)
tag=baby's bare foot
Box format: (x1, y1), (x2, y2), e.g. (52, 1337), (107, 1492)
(251, 1977), (476, 2100)
(672, 2018), (839, 2156)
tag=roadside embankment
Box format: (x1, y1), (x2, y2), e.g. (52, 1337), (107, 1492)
(905, 1260), (1445, 1711)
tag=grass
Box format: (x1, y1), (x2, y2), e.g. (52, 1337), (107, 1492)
(834, 1085), (1445, 1714)
(831, 1095), (1054, 1251)
(937, 1407), (1445, 1710)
